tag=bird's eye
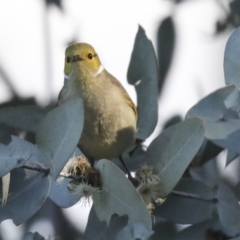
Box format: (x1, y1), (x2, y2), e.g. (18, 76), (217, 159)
(66, 57), (70, 63)
(88, 53), (93, 59)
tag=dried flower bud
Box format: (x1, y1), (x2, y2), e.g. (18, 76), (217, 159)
(61, 155), (91, 178)
(68, 182), (99, 206)
(60, 155), (102, 204)
(146, 203), (155, 214)
(135, 165), (163, 205)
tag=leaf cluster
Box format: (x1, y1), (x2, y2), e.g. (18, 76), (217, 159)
(1, 26), (240, 240)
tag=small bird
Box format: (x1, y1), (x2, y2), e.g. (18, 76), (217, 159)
(58, 43), (137, 163)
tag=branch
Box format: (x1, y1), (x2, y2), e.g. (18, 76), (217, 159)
(21, 166), (50, 176)
(171, 190), (218, 203)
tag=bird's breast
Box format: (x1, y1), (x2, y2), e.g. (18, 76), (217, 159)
(79, 90), (136, 160)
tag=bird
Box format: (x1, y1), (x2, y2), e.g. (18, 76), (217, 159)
(58, 43), (137, 164)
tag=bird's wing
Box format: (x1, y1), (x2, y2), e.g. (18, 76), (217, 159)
(104, 70), (138, 120)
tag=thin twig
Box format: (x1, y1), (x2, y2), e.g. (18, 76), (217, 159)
(171, 190), (218, 203)
(119, 156), (138, 187)
(59, 174), (82, 181)
(21, 166), (50, 176)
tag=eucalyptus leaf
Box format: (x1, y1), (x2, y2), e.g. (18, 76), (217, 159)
(216, 182), (240, 230)
(173, 219), (217, 240)
(36, 99), (84, 179)
(186, 85), (240, 154)
(113, 144), (147, 172)
(0, 105), (53, 132)
(0, 123), (12, 139)
(146, 118), (204, 196)
(203, 119), (240, 154)
(22, 232), (45, 240)
(115, 222), (153, 240)
(189, 158), (220, 189)
(127, 25), (158, 140)
(226, 150), (239, 166)
(149, 222), (177, 240)
(154, 179), (215, 224)
(0, 168), (50, 225)
(224, 27), (240, 87)
(84, 207), (109, 240)
(92, 160), (151, 228)
(163, 115), (182, 130)
(0, 136), (39, 177)
(193, 139), (223, 166)
(157, 16), (175, 93)
(48, 176), (80, 208)
(84, 207), (128, 240)
(186, 85), (235, 120)
(224, 87), (240, 112)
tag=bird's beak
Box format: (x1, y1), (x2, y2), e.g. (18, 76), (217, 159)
(72, 55), (84, 62)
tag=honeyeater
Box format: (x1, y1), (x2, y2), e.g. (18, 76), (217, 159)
(58, 43), (137, 163)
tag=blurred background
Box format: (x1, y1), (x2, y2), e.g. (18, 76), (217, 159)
(0, 0), (239, 239)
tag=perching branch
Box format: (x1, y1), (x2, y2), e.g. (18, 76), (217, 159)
(171, 190), (218, 203)
(21, 165), (50, 176)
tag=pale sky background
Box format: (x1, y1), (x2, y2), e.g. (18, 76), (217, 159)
(0, 0), (234, 239)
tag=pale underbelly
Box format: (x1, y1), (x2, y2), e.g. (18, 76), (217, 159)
(78, 120), (136, 160)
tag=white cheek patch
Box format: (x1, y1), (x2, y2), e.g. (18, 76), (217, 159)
(94, 65), (104, 77)
(64, 74), (70, 81)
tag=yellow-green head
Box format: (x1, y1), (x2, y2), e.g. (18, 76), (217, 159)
(64, 43), (102, 77)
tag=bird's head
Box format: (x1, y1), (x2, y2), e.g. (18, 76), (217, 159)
(64, 43), (102, 78)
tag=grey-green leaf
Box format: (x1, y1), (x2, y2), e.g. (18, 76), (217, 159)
(0, 105), (53, 132)
(224, 27), (240, 87)
(146, 118), (204, 196)
(189, 158), (220, 189)
(173, 219), (217, 240)
(186, 85), (240, 154)
(48, 176), (80, 208)
(186, 85), (235, 120)
(22, 232), (46, 240)
(154, 179), (215, 224)
(216, 182), (240, 230)
(84, 207), (128, 240)
(226, 150), (239, 166)
(0, 169), (50, 225)
(92, 160), (151, 229)
(36, 99), (84, 179)
(116, 222), (153, 240)
(0, 136), (39, 177)
(224, 87), (240, 112)
(127, 25), (159, 140)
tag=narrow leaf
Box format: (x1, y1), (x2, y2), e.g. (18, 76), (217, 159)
(216, 182), (240, 230)
(157, 16), (175, 93)
(127, 25), (159, 139)
(224, 27), (240, 87)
